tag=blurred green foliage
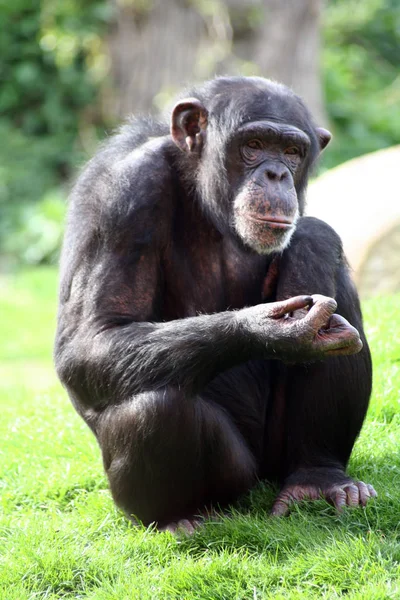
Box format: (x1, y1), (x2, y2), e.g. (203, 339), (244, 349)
(0, 0), (112, 266)
(0, 0), (399, 265)
(322, 0), (400, 168)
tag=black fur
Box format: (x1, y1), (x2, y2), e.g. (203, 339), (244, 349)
(55, 77), (372, 526)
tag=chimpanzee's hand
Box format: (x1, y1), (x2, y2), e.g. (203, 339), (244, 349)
(239, 294), (362, 363)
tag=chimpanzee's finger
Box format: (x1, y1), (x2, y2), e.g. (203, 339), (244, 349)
(328, 487), (347, 512)
(270, 295), (313, 318)
(160, 522), (178, 533)
(321, 314), (363, 355)
(270, 493), (292, 516)
(304, 294), (337, 330)
(357, 481), (371, 507)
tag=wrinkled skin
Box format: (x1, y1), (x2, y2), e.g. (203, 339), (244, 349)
(271, 467), (377, 517)
(240, 294), (363, 362)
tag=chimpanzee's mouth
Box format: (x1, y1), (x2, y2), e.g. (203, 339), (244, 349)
(246, 214), (294, 229)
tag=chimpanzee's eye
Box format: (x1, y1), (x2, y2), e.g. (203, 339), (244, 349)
(246, 139), (263, 150)
(284, 146), (300, 155)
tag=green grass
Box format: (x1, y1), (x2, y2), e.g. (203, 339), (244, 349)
(0, 267), (399, 599)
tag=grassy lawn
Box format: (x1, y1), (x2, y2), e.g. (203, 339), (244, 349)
(0, 267), (399, 599)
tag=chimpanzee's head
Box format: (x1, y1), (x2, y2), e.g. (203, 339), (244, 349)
(170, 76), (331, 255)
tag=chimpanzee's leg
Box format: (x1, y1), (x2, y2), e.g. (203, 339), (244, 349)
(267, 216), (376, 514)
(95, 363), (269, 528)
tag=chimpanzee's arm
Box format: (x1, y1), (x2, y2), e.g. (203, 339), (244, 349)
(55, 236), (312, 404)
(55, 138), (361, 408)
(56, 139), (252, 403)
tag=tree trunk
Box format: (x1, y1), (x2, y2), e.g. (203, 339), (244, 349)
(108, 0), (207, 118)
(107, 0), (326, 125)
(230, 0), (327, 125)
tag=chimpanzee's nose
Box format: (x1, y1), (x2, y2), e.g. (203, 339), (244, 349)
(265, 166), (288, 181)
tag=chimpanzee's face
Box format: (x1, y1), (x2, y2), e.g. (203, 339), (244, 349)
(170, 80), (331, 252)
(227, 121), (311, 255)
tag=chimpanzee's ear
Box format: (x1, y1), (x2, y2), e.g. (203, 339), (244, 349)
(171, 98), (208, 154)
(316, 127), (332, 151)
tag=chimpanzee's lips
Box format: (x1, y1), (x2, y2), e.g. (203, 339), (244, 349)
(246, 214), (294, 229)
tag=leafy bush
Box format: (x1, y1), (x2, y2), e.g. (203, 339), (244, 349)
(321, 0), (400, 169)
(2, 189), (66, 267)
(0, 0), (112, 264)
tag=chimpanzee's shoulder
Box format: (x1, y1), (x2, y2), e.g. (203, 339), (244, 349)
(68, 117), (178, 230)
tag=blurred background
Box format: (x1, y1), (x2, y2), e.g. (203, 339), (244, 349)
(1, 0), (399, 296)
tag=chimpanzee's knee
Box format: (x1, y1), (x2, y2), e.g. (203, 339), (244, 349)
(97, 388), (256, 525)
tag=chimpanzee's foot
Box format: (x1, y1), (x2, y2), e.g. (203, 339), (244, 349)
(158, 508), (222, 535)
(271, 467), (377, 516)
(159, 517), (202, 535)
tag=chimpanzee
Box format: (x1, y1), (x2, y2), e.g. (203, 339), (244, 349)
(55, 76), (376, 533)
